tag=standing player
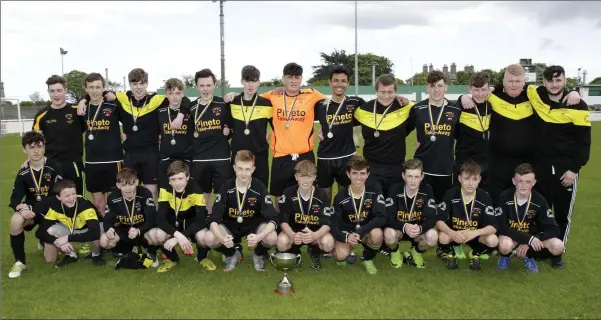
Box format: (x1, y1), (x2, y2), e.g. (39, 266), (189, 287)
(435, 160), (498, 270)
(8, 131), (63, 278)
(276, 160), (335, 269)
(189, 69), (232, 214)
(384, 159), (438, 269)
(407, 71), (461, 202)
(454, 72), (492, 190)
(82, 72), (123, 216)
(354, 74), (414, 198)
(525, 66), (591, 267)
(35, 179), (106, 267)
(77, 68), (189, 200)
(157, 78), (192, 188)
(33, 75), (85, 195)
(152, 161), (212, 272)
(228, 65), (273, 187)
(496, 163), (565, 272)
(330, 155), (386, 275)
(101, 168), (159, 266)
(205, 150), (278, 272)
(315, 66), (363, 201)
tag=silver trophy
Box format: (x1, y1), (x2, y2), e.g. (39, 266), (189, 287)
(270, 252), (301, 295)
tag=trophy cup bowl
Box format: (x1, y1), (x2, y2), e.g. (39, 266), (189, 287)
(271, 252), (300, 295)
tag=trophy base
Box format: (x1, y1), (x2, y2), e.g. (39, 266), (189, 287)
(274, 274), (295, 295)
(274, 288), (296, 295)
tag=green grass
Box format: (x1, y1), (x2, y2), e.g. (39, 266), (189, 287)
(2, 125), (601, 319)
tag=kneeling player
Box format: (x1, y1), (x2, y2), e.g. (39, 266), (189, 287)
(331, 155), (386, 275)
(205, 150), (278, 272)
(384, 159), (438, 269)
(496, 163), (564, 272)
(436, 160), (498, 270)
(153, 161), (213, 272)
(35, 179), (105, 267)
(277, 160), (335, 269)
(100, 168), (160, 267)
(8, 131), (63, 278)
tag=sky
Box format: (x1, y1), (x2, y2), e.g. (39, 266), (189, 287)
(2, 1), (601, 101)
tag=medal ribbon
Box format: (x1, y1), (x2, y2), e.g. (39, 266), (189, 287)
(241, 94), (258, 130)
(349, 187), (365, 226)
(373, 100), (394, 132)
(427, 101), (447, 137)
(461, 189), (476, 224)
(297, 186), (315, 228)
(325, 96), (346, 133)
(514, 193), (532, 227)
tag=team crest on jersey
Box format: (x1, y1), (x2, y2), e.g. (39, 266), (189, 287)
(473, 208), (481, 217)
(346, 104), (354, 113)
(212, 106), (221, 117)
(312, 205), (320, 214)
(445, 111), (454, 121)
(103, 108), (112, 117)
(416, 199), (424, 209)
(44, 172), (52, 182)
(135, 201), (141, 212)
(65, 113), (74, 124)
(364, 198), (372, 210)
(527, 209), (536, 218)
(248, 197), (257, 206)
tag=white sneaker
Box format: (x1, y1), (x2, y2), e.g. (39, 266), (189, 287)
(8, 262), (27, 278)
(151, 257), (159, 268)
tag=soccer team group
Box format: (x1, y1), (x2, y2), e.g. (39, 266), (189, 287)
(7, 61), (591, 279)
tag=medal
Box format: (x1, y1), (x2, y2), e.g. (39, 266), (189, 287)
(236, 180), (251, 225)
(473, 102), (489, 141)
(237, 217), (243, 223)
(129, 96), (147, 134)
(350, 186), (365, 232)
(167, 106), (180, 146)
(427, 100), (447, 142)
(372, 99), (394, 139)
(193, 98), (213, 137)
(86, 100), (103, 141)
(430, 135), (436, 142)
(175, 221), (179, 228)
(193, 131), (199, 138)
(132, 125), (138, 132)
(170, 139), (176, 146)
(325, 96), (346, 139)
(173, 188), (186, 229)
(29, 161), (45, 202)
(355, 224), (361, 231)
(282, 92), (299, 130)
(60, 201), (79, 234)
(240, 95), (258, 137)
(36, 195), (42, 201)
(123, 193), (137, 226)
(297, 187), (315, 230)
(88, 134), (94, 141)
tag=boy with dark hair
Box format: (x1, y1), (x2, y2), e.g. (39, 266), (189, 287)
(227, 65), (273, 187)
(436, 160), (498, 270)
(496, 163), (565, 272)
(36, 179), (106, 268)
(331, 155), (386, 275)
(407, 70), (461, 202)
(8, 131), (63, 278)
(384, 159), (438, 269)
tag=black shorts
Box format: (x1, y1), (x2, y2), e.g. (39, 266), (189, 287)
(231, 151), (269, 189)
(113, 228), (147, 253)
(317, 156), (352, 189)
(159, 158), (191, 189)
(270, 151), (315, 197)
(423, 174), (453, 202)
(124, 152), (159, 185)
(222, 220), (266, 244)
(367, 162), (404, 197)
(86, 162), (122, 193)
(191, 160), (232, 193)
(23, 212), (44, 232)
(58, 160), (85, 195)
(449, 237), (481, 250)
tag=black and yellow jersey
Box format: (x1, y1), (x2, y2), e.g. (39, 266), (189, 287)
(32, 103), (86, 162)
(496, 188), (559, 245)
(35, 196), (101, 243)
(278, 185), (332, 232)
(455, 97), (491, 168)
(9, 158), (63, 211)
(331, 182), (386, 242)
(438, 186), (497, 232)
(104, 186), (156, 234)
(407, 99), (461, 175)
(157, 98), (193, 160)
(228, 93), (273, 156)
(190, 96), (231, 161)
(355, 99), (414, 165)
(157, 180), (206, 237)
(488, 84), (535, 158)
(83, 100), (123, 163)
(526, 85), (591, 173)
(385, 182), (437, 233)
(315, 96), (363, 159)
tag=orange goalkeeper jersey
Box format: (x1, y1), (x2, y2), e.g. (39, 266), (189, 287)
(260, 88), (326, 158)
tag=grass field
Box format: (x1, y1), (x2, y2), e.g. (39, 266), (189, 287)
(1, 125), (600, 319)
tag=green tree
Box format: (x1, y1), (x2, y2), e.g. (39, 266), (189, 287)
(64, 70), (87, 100)
(309, 79), (329, 86)
(308, 49), (394, 85)
(479, 68), (502, 85)
(182, 74), (195, 88)
(566, 77), (579, 87)
(589, 77), (601, 85)
(216, 79), (230, 89)
(396, 78), (405, 85)
(408, 72), (429, 85)
(260, 77), (283, 87)
(454, 71), (473, 85)
(107, 80), (122, 92)
(29, 91), (42, 103)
